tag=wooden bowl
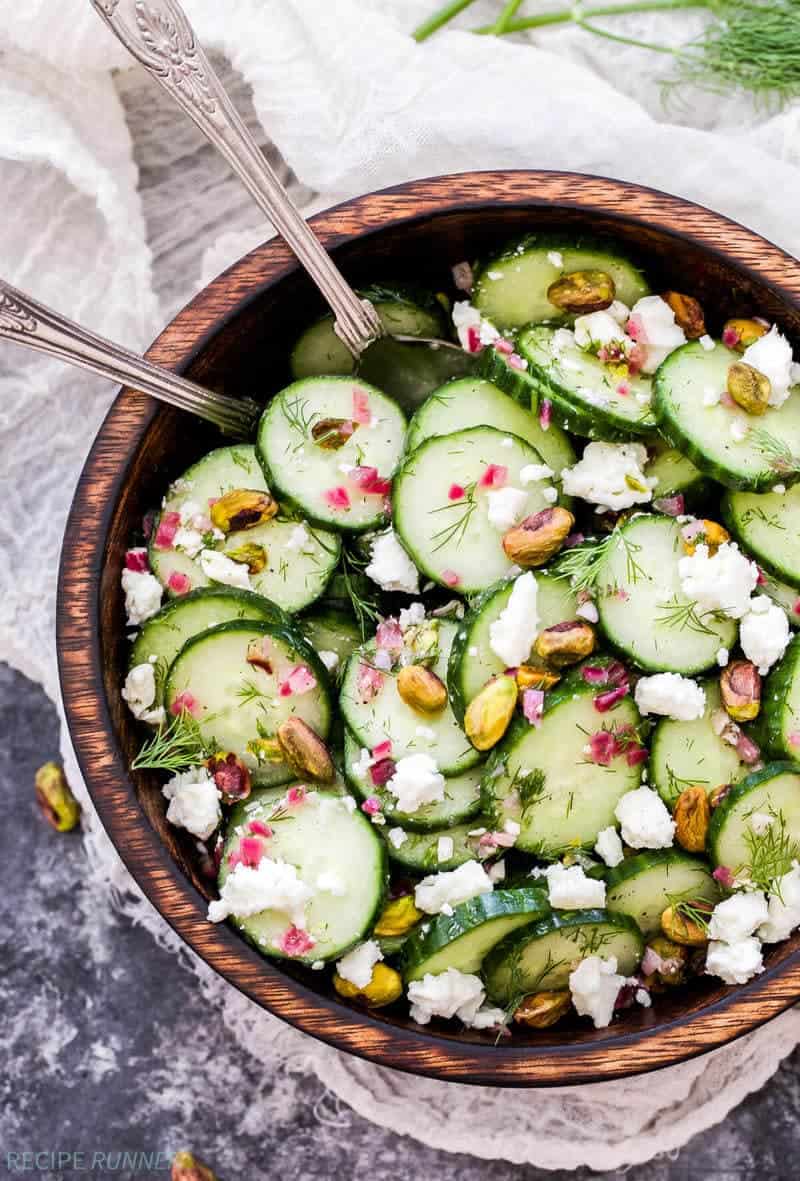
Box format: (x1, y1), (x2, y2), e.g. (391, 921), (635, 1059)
(58, 171), (800, 1086)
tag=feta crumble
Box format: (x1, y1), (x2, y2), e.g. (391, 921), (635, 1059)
(488, 571), (539, 667)
(561, 442), (655, 511)
(615, 786), (676, 850)
(163, 766), (221, 841)
(741, 325), (794, 407)
(739, 597), (791, 674)
(199, 548), (251, 590)
(121, 662), (165, 725)
(121, 568), (163, 627)
(678, 541), (759, 619)
(365, 529), (419, 594)
(716, 647), (729, 667)
(387, 827), (408, 850)
(705, 937), (764, 985)
(399, 601), (426, 630)
(547, 250), (564, 268)
(414, 860), (493, 916)
(542, 863), (606, 909)
(336, 940), (383, 989)
(708, 892), (769, 944)
(759, 862), (800, 943)
(208, 857), (313, 924)
(407, 968), (486, 1026)
(577, 600), (599, 623)
(634, 672), (706, 721)
(318, 649), (340, 674)
(574, 310), (627, 351)
(730, 419), (749, 443)
(486, 485), (529, 532)
(519, 463), (554, 485)
(452, 301), (499, 351)
(594, 826), (624, 868)
(437, 836), (455, 863)
(699, 334), (715, 352)
(628, 295), (686, 373)
(569, 956), (626, 1029)
(287, 523), (314, 553)
(386, 753), (445, 814)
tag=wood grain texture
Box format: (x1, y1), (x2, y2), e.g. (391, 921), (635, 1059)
(58, 171), (800, 1087)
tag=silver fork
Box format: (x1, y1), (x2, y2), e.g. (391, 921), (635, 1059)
(0, 279), (260, 437)
(91, 0), (384, 359)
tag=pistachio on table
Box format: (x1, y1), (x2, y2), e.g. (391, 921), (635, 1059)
(464, 675), (518, 751)
(547, 270), (615, 314)
(502, 506), (575, 568)
(35, 761), (81, 832)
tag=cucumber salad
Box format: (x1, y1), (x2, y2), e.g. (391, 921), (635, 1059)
(120, 240), (800, 1037)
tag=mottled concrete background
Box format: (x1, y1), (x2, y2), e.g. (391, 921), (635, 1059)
(2, 661), (798, 1180)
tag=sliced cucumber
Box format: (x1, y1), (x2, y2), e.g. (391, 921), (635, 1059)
(482, 671), (644, 857)
(517, 326), (656, 440)
(708, 762), (800, 872)
(344, 729), (481, 830)
(393, 426), (555, 594)
(645, 436), (710, 506)
(405, 377), (576, 479)
(483, 909), (644, 1003)
(478, 340), (545, 409)
(340, 620), (480, 775)
(650, 681), (749, 805)
(380, 822), (488, 873)
(447, 571), (579, 723)
(402, 887), (549, 982)
(761, 571), (800, 626)
(300, 611), (362, 679)
(654, 341), (800, 491)
(290, 285), (446, 380)
(472, 236), (649, 330)
(165, 620), (332, 786)
(256, 378), (405, 532)
(149, 446), (340, 613)
(596, 515), (737, 674)
(722, 484), (800, 587)
(218, 786), (387, 963)
(762, 635), (800, 759)
(605, 850), (719, 937)
(129, 587), (287, 702)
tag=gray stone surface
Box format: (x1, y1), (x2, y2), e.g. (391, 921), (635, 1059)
(1, 660), (798, 1180)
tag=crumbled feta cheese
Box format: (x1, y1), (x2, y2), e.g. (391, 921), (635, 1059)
(594, 826), (624, 868)
(318, 650), (339, 674)
(519, 463), (554, 485)
(730, 419), (749, 443)
(615, 786), (676, 850)
(399, 601), (426, 630)
(452, 301), (499, 350)
(608, 300), (630, 325)
(699, 334), (715, 352)
(121, 568), (163, 627)
(486, 485), (529, 532)
(468, 1005), (508, 1030)
(759, 862), (800, 943)
(488, 571), (539, 666)
(634, 672), (706, 721)
(574, 310), (627, 351)
(287, 523), (314, 553)
(387, 826), (408, 850)
(561, 442), (655, 511)
(542, 486), (558, 504)
(336, 940), (383, 989)
(576, 600), (599, 623)
(635, 987), (652, 1008)
(569, 955), (626, 1028)
(199, 548), (251, 590)
(121, 662), (165, 725)
(365, 529), (419, 594)
(163, 766), (221, 840)
(208, 857), (313, 924)
(500, 436), (514, 448)
(741, 325), (794, 407)
(386, 753), (445, 814)
(504, 818), (521, 837)
(678, 541), (759, 620)
(415, 725), (436, 743)
(488, 860), (507, 884)
(708, 891), (769, 943)
(716, 647), (729, 667)
(172, 526), (205, 558)
(407, 968), (486, 1026)
(415, 860), (493, 916)
(547, 250), (564, 268)
(774, 483), (787, 495)
(437, 836), (455, 863)
(543, 863), (606, 909)
(703, 385), (721, 407)
(350, 747), (374, 779)
(705, 937), (764, 985)
(628, 295), (686, 373)
(316, 871), (347, 897)
(739, 597), (791, 674)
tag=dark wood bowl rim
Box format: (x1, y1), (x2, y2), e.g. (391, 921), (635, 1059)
(58, 170), (800, 1087)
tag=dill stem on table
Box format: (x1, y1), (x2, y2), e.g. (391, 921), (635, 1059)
(473, 0), (709, 36)
(413, 0), (480, 42)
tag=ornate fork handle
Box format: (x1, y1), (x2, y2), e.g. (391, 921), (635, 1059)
(0, 280), (258, 437)
(92, 0), (382, 356)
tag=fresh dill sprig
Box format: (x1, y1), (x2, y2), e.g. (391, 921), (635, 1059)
(340, 544), (381, 641)
(235, 679), (269, 708)
(749, 428), (800, 477)
(131, 711), (210, 774)
(281, 393), (317, 448)
(665, 764), (709, 803)
(742, 810), (800, 897)
(738, 506), (786, 531)
(655, 596), (725, 636)
(551, 528), (644, 595)
(510, 766), (547, 817)
(665, 892), (713, 933)
(428, 480), (478, 552)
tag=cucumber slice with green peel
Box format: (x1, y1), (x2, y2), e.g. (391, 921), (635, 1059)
(483, 909), (644, 1003)
(650, 681), (749, 805)
(517, 326), (656, 440)
(149, 445), (340, 613)
(343, 729), (482, 831)
(340, 619), (481, 775)
(402, 887), (550, 982)
(708, 762), (800, 873)
(596, 515), (737, 675)
(478, 339), (544, 409)
(165, 620), (332, 785)
(761, 635), (800, 759)
(290, 285), (447, 379)
(405, 376), (577, 481)
(645, 436), (711, 506)
(218, 786), (387, 963)
(472, 236), (649, 330)
(299, 611), (362, 679)
(393, 426), (557, 594)
(722, 484), (800, 587)
(256, 378), (406, 533)
(447, 572), (579, 723)
(605, 850), (720, 937)
(481, 671), (644, 857)
(129, 587), (288, 703)
(380, 822), (488, 873)
(760, 571), (800, 626)
(654, 341), (800, 491)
